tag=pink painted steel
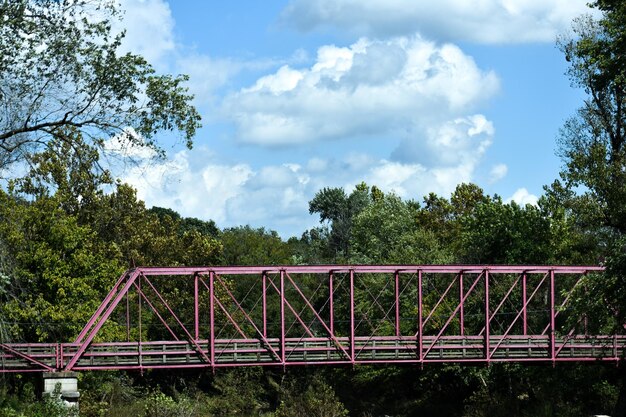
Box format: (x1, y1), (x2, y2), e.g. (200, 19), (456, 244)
(209, 271), (215, 367)
(418, 269), (423, 362)
(266, 277), (315, 338)
(484, 270), (490, 361)
(350, 269), (355, 364)
(329, 272), (334, 335)
(541, 276), (582, 336)
(415, 272), (461, 337)
(283, 272), (351, 360)
(4, 265), (624, 373)
(262, 272), (267, 338)
(488, 272), (550, 358)
(213, 273), (281, 362)
(194, 274), (199, 340)
(280, 270), (286, 365)
(142, 276), (211, 364)
(422, 272), (484, 359)
(459, 272), (464, 336)
(522, 273), (527, 336)
(550, 269), (556, 363)
(395, 271), (400, 337)
(133, 281), (179, 341)
(138, 275), (142, 370)
(64, 269), (141, 370)
(478, 273), (522, 336)
(75, 270), (129, 343)
(126, 289), (130, 342)
(0, 344), (53, 371)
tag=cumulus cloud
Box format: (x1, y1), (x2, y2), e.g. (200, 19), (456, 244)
(392, 115), (494, 167)
(280, 0), (594, 44)
(113, 148), (316, 236)
(114, 147), (494, 237)
(117, 0), (176, 66)
(222, 36), (499, 147)
(506, 188), (539, 206)
(489, 164), (508, 183)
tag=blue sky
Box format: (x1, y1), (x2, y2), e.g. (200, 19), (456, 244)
(111, 0), (593, 238)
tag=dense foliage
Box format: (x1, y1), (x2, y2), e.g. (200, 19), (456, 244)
(2, 0), (626, 416)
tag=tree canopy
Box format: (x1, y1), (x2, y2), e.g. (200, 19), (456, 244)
(0, 0), (201, 168)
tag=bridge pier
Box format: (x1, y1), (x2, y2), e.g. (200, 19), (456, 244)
(43, 372), (80, 410)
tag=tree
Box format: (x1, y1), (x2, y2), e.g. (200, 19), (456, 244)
(0, 0), (201, 167)
(220, 226), (291, 266)
(557, 4), (626, 414)
(351, 192), (452, 264)
(557, 2), (626, 234)
(308, 183), (371, 259)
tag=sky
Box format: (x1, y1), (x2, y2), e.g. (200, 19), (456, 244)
(111, 0), (595, 238)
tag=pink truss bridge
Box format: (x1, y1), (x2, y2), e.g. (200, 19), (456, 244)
(1, 265), (623, 373)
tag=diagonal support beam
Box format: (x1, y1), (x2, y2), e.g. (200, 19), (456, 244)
(142, 276), (211, 365)
(489, 272), (550, 359)
(199, 277), (248, 339)
(214, 273), (282, 362)
(415, 273), (460, 337)
(285, 271), (353, 361)
(132, 281), (179, 341)
(266, 277), (315, 338)
(0, 344), (54, 371)
(479, 273), (522, 336)
(422, 272), (484, 359)
(64, 269), (141, 371)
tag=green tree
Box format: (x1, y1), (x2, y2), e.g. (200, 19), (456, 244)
(308, 183), (371, 259)
(351, 192), (452, 264)
(220, 226), (291, 266)
(0, 0), (201, 167)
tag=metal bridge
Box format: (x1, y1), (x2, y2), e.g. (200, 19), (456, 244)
(1, 265), (623, 373)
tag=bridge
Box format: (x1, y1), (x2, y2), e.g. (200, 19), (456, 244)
(1, 265), (623, 373)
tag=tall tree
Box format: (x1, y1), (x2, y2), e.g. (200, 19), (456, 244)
(308, 183), (371, 259)
(557, 4), (626, 414)
(0, 0), (201, 167)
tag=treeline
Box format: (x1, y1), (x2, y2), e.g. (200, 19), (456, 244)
(0, 132), (620, 416)
(3, 0), (626, 415)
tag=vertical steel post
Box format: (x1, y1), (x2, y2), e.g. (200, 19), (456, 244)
(550, 269), (556, 363)
(350, 269), (355, 363)
(126, 288), (130, 342)
(459, 272), (464, 336)
(280, 270), (286, 365)
(262, 272), (267, 338)
(484, 270), (490, 361)
(209, 271), (215, 366)
(194, 274), (199, 340)
(522, 273), (527, 336)
(329, 272), (334, 335)
(138, 275), (142, 368)
(418, 270), (423, 361)
(395, 271), (401, 338)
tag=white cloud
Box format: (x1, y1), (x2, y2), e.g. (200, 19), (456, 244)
(175, 55), (245, 106)
(117, 0), (176, 66)
(222, 36), (498, 147)
(393, 115), (494, 167)
(506, 188), (539, 206)
(114, 147), (493, 237)
(280, 0), (594, 44)
(489, 164), (508, 183)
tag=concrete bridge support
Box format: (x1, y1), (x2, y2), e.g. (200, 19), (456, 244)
(43, 372), (79, 410)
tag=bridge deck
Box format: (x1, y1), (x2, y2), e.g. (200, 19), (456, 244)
(2, 335), (624, 372)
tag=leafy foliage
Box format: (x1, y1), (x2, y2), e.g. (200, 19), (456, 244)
(0, 0), (201, 167)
